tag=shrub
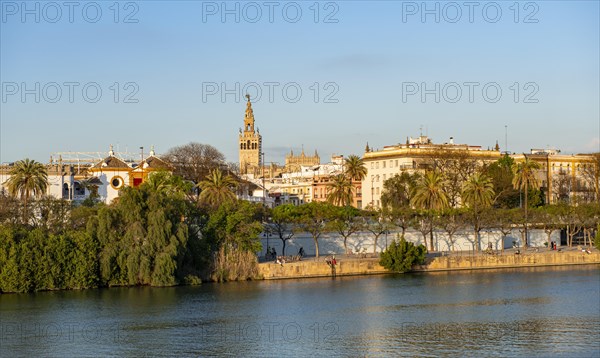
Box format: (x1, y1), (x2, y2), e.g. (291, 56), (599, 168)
(379, 237), (427, 273)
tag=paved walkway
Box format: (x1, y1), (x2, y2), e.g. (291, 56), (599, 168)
(259, 246), (598, 263)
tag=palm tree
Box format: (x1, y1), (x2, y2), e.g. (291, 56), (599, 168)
(144, 171), (192, 198)
(4, 158), (48, 222)
(197, 168), (237, 207)
(462, 173), (495, 209)
(462, 173), (495, 251)
(410, 171), (449, 211)
(512, 157), (541, 247)
(344, 155), (367, 181)
(327, 174), (354, 206)
(410, 171), (449, 251)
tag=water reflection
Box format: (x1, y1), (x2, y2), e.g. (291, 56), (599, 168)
(1, 265), (598, 357)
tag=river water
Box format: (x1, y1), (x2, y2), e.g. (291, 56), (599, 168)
(1, 266), (599, 357)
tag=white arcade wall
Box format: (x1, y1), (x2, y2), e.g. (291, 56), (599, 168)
(259, 229), (562, 257)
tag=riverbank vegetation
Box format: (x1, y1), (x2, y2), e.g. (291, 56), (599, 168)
(379, 237), (427, 273)
(1, 148), (599, 292)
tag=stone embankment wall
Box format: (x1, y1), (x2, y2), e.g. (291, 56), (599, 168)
(416, 251), (600, 271)
(258, 252), (600, 280)
(259, 258), (388, 280)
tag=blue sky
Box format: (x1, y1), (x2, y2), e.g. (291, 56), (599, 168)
(1, 1), (599, 165)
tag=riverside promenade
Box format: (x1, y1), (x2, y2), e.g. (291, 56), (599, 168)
(258, 247), (600, 280)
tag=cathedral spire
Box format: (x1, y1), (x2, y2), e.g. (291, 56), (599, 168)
(243, 94), (255, 133)
(365, 142), (370, 152)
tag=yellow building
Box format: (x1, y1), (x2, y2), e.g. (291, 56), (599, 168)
(512, 149), (599, 204)
(362, 136), (502, 208)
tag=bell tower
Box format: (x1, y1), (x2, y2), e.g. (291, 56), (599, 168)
(238, 95), (262, 175)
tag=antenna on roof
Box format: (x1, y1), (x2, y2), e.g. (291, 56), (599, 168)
(504, 125), (508, 153)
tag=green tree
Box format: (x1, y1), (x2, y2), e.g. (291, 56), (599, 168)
(143, 170), (193, 198)
(492, 208), (519, 253)
(437, 208), (466, 252)
(269, 204), (299, 256)
(327, 174), (354, 206)
(534, 205), (564, 248)
(198, 168), (238, 208)
(365, 209), (392, 253)
(512, 157), (541, 247)
(379, 236), (427, 273)
(381, 172), (417, 239)
(4, 158), (48, 222)
(486, 154), (519, 208)
(330, 206), (363, 254)
(462, 173), (495, 251)
(410, 171), (449, 251)
(381, 172), (416, 209)
(297, 202), (333, 259)
(92, 178), (201, 287)
(344, 154), (367, 181)
(202, 201), (263, 281)
(32, 196), (71, 233)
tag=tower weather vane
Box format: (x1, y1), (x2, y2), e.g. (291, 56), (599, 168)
(246, 94), (250, 101)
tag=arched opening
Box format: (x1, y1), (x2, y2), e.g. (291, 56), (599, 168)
(74, 182), (85, 196)
(63, 183), (69, 199)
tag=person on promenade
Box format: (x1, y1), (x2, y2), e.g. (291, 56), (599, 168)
(331, 255), (337, 277)
(298, 247), (305, 258)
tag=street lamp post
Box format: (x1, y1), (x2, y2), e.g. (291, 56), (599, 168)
(371, 176), (375, 208)
(140, 146), (144, 185)
(265, 230), (271, 253)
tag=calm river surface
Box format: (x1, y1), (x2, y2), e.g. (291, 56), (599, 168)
(1, 266), (599, 357)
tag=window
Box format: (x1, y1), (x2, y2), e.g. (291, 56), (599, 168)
(382, 161), (386, 169)
(376, 187), (380, 195)
(110, 176), (124, 189)
(370, 162), (374, 169)
(376, 162), (379, 169)
(383, 174), (386, 181)
(395, 160), (398, 167)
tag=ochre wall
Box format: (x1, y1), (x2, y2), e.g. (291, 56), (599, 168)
(258, 252), (600, 280)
